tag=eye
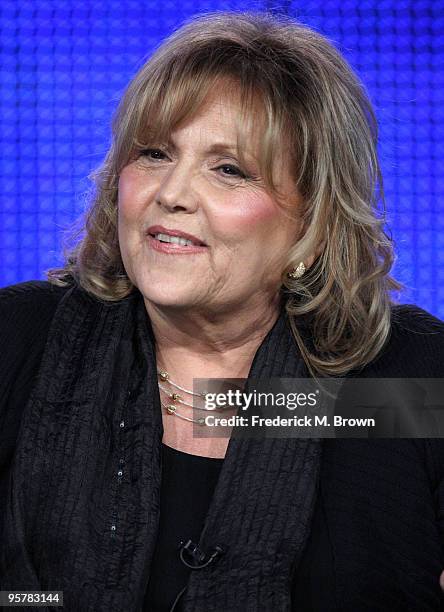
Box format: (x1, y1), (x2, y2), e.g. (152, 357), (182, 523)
(215, 164), (248, 179)
(140, 148), (169, 160)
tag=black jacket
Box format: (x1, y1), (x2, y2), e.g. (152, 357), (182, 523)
(0, 280), (443, 611)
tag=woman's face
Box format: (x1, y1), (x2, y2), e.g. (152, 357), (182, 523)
(118, 88), (303, 316)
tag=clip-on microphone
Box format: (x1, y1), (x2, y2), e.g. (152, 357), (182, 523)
(178, 539), (225, 570)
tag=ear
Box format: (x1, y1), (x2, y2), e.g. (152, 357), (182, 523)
(305, 254), (316, 269)
(305, 241), (324, 270)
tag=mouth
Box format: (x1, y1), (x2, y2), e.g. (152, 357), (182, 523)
(146, 226), (208, 254)
(149, 232), (205, 247)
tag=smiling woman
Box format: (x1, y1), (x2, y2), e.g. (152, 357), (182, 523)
(1, 9), (443, 612)
(117, 84), (303, 318)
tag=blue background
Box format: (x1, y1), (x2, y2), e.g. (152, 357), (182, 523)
(1, 0), (443, 318)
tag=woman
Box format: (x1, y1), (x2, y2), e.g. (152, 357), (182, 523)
(1, 10), (443, 612)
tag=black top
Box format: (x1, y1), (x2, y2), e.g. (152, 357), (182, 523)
(144, 444), (223, 611)
(1, 281), (444, 611)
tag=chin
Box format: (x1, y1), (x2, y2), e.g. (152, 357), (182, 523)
(136, 276), (197, 310)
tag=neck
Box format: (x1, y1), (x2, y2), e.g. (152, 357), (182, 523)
(144, 292), (284, 378)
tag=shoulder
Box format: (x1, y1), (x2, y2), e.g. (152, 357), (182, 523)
(388, 303), (444, 475)
(390, 303), (444, 337)
(367, 303), (444, 377)
(356, 304), (444, 488)
(0, 279), (71, 375)
(0, 279), (70, 311)
(0, 280), (73, 498)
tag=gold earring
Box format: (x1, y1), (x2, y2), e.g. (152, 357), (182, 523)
(287, 262), (305, 279)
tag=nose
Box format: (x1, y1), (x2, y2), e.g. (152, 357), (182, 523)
(155, 161), (198, 214)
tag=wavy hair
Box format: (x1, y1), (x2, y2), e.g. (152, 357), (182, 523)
(46, 10), (403, 376)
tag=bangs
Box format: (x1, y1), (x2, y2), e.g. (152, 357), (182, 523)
(116, 55), (293, 198)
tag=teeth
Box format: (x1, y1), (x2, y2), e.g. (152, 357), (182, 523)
(154, 233), (196, 246)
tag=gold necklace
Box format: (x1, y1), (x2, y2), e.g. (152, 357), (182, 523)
(157, 368), (234, 425)
(158, 369), (207, 397)
(158, 368), (210, 425)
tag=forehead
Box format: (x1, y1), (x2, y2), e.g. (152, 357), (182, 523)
(168, 88), (263, 153)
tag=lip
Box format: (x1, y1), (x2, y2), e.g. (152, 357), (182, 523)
(146, 225), (208, 255)
(147, 225), (207, 246)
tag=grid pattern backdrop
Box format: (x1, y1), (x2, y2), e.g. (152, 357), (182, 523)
(1, 0), (443, 318)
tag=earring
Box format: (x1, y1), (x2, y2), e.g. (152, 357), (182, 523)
(287, 262), (305, 279)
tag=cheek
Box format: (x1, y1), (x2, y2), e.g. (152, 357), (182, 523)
(212, 193), (282, 235)
(118, 174), (134, 221)
(118, 167), (154, 221)
(210, 194), (295, 254)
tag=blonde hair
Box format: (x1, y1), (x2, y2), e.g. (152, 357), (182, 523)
(47, 10), (403, 376)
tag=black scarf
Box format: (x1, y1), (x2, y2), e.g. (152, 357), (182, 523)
(1, 284), (322, 611)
